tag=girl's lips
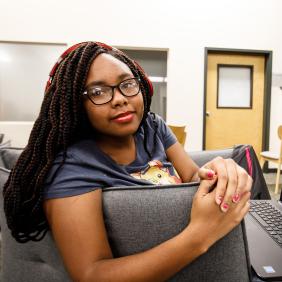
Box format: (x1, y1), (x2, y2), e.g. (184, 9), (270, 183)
(112, 112), (134, 123)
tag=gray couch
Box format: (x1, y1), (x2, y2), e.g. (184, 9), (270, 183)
(0, 147), (251, 282)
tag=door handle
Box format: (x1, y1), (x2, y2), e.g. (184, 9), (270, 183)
(206, 111), (211, 117)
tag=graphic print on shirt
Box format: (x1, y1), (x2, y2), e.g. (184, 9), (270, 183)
(131, 160), (182, 185)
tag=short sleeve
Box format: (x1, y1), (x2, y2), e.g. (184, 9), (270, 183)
(154, 114), (177, 150)
(43, 151), (100, 200)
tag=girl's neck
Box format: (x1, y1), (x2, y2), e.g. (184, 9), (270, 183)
(95, 134), (136, 165)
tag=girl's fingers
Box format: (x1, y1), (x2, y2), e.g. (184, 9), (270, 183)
(220, 159), (238, 212)
(232, 165), (253, 204)
(198, 167), (216, 180)
(195, 178), (217, 198)
(208, 157), (228, 206)
(201, 157), (252, 209)
(236, 189), (251, 207)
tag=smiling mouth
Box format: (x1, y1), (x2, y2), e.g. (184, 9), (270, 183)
(112, 112), (134, 123)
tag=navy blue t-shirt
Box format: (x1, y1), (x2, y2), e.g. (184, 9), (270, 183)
(43, 113), (180, 199)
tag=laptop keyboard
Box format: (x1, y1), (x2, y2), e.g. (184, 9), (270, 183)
(249, 200), (282, 247)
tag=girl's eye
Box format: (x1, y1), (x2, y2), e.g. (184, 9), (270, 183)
(90, 88), (104, 97)
(124, 82), (135, 88)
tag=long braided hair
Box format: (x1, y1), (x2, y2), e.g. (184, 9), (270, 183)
(3, 41), (154, 243)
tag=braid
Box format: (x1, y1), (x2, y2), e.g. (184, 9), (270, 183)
(3, 42), (153, 242)
(3, 43), (102, 242)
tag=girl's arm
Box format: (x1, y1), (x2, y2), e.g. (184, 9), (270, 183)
(44, 177), (251, 282)
(165, 142), (200, 182)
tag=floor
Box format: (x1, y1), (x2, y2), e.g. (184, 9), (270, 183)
(263, 172), (282, 200)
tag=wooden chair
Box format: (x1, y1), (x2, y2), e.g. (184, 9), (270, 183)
(168, 125), (187, 147)
(260, 125), (282, 194)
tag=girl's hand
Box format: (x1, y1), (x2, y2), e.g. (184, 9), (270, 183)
(197, 157), (253, 212)
(189, 177), (251, 250)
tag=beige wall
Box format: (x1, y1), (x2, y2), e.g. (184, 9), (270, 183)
(1, 0), (282, 152)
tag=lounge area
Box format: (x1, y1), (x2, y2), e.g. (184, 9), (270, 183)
(1, 1), (282, 280)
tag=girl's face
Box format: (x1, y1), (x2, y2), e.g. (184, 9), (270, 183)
(83, 53), (144, 139)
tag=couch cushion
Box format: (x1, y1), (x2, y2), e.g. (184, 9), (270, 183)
(0, 167), (71, 282)
(0, 147), (23, 170)
(0, 140), (11, 149)
(103, 183), (251, 281)
(0, 142), (12, 168)
(189, 148), (234, 167)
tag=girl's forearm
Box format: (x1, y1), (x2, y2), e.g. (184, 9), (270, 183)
(81, 225), (207, 282)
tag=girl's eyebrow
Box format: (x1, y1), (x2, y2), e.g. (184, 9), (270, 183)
(86, 73), (133, 88)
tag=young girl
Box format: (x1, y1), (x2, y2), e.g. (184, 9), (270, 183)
(4, 41), (252, 281)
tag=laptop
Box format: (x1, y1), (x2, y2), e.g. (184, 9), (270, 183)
(245, 189), (282, 281)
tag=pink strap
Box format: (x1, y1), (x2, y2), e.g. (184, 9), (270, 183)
(245, 147), (253, 177)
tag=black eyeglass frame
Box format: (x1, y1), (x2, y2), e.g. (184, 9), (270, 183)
(82, 77), (141, 105)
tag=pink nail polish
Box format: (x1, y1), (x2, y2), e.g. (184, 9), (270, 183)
(216, 196), (223, 205)
(207, 171), (214, 179)
(221, 203), (229, 212)
(232, 194), (240, 203)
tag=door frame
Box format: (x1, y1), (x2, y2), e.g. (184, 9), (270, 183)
(203, 47), (273, 154)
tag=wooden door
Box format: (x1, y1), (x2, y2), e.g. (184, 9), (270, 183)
(205, 53), (265, 156)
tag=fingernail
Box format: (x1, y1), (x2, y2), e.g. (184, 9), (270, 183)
(221, 202), (229, 212)
(232, 194), (240, 203)
(216, 195), (223, 205)
(207, 171), (214, 179)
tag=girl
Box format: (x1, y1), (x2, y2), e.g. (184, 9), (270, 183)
(4, 41), (252, 281)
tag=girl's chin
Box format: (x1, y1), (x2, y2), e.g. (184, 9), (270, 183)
(98, 126), (139, 138)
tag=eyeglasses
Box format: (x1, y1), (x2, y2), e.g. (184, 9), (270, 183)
(82, 77), (141, 105)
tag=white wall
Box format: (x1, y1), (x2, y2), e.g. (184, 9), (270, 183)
(1, 0), (282, 151)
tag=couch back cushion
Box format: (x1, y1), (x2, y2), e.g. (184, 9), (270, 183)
(0, 140), (11, 149)
(0, 147), (23, 170)
(103, 183), (251, 281)
(189, 148), (233, 167)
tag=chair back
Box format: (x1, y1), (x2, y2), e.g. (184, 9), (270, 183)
(278, 125), (282, 139)
(168, 125), (187, 146)
(278, 125), (282, 161)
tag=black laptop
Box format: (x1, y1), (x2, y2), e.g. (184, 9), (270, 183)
(245, 189), (282, 281)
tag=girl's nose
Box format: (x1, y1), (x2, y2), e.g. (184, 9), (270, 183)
(111, 88), (128, 107)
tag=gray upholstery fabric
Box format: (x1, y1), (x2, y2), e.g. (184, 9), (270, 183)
(0, 144), (14, 169)
(0, 140), (11, 149)
(0, 147), (22, 170)
(103, 184), (250, 282)
(0, 167), (71, 282)
(189, 147), (233, 167)
(0, 147), (251, 282)
(0, 156), (4, 169)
